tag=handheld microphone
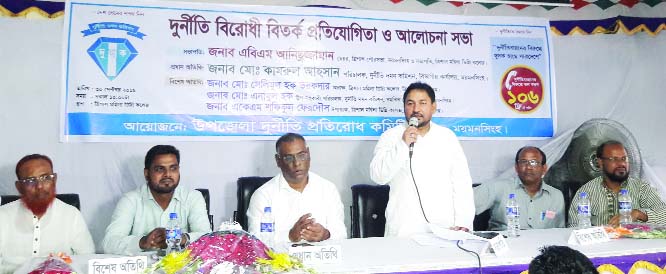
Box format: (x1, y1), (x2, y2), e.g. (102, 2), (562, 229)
(409, 117), (419, 127)
(408, 117), (418, 158)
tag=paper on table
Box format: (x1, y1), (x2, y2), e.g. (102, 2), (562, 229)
(410, 225), (496, 256)
(428, 223), (487, 241)
(412, 233), (458, 247)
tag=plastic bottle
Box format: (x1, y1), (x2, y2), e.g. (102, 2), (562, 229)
(165, 212), (182, 254)
(619, 189), (633, 226)
(506, 193), (520, 237)
(260, 206), (275, 249)
(577, 192), (592, 228)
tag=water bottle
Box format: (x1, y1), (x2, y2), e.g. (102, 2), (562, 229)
(505, 193), (520, 237)
(260, 207), (275, 249)
(619, 189), (633, 226)
(165, 212), (182, 254)
(577, 192), (592, 228)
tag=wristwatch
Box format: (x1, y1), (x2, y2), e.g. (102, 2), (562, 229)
(181, 233), (190, 247)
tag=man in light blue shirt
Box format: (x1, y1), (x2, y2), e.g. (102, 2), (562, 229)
(474, 146), (565, 231)
(102, 145), (211, 255)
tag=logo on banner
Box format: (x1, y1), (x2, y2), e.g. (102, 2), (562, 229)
(500, 66), (543, 113)
(81, 22), (145, 80)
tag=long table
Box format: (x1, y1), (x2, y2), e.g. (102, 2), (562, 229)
(15, 228), (666, 273)
(316, 228), (666, 273)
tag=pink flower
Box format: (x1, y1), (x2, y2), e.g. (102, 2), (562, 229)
(186, 230), (270, 273)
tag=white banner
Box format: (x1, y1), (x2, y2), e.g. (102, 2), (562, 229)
(61, 0), (556, 141)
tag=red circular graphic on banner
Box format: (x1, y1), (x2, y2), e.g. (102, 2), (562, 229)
(500, 66), (544, 113)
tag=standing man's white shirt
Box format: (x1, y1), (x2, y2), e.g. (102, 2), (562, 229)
(370, 122), (475, 237)
(247, 172), (347, 245)
(0, 199), (95, 274)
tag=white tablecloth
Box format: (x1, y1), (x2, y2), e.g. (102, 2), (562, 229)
(317, 228), (666, 273)
(14, 228), (666, 273)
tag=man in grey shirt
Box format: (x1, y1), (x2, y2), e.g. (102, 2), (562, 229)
(474, 146), (565, 230)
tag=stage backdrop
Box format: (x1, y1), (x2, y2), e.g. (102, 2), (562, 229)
(61, 0), (556, 141)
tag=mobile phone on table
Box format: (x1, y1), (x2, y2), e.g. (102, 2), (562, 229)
(472, 231), (502, 239)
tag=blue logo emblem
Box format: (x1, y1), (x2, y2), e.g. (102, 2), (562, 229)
(87, 38), (138, 81)
(81, 22), (145, 81)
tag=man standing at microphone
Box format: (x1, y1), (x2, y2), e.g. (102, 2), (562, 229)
(370, 82), (475, 237)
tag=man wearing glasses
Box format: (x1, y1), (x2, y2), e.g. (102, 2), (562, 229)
(247, 133), (346, 245)
(102, 145), (211, 255)
(474, 146), (565, 231)
(568, 140), (666, 227)
(0, 154), (94, 273)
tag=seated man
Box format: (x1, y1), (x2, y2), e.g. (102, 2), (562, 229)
(474, 146), (565, 230)
(102, 145), (211, 255)
(247, 133), (346, 245)
(0, 154), (94, 274)
(529, 245), (598, 274)
(569, 140), (666, 227)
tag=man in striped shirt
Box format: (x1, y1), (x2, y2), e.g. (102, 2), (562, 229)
(568, 140), (666, 227)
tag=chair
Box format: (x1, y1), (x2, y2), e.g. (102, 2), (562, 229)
(1, 193), (81, 210)
(473, 209), (491, 231)
(558, 182), (584, 225)
(472, 183), (492, 231)
(195, 188), (214, 230)
(235, 176), (272, 230)
(350, 184), (390, 238)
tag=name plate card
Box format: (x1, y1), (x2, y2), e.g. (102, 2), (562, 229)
(88, 256), (147, 274)
(288, 244), (342, 265)
(568, 227), (611, 245)
(487, 234), (509, 256)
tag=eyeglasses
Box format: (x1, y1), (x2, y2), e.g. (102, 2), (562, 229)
(516, 159), (543, 167)
(278, 152), (310, 164)
(151, 165), (180, 174)
(17, 173), (57, 187)
(599, 156), (629, 163)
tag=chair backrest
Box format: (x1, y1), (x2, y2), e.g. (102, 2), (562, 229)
(1, 193), (81, 210)
(236, 176), (272, 230)
(560, 182), (582, 225)
(350, 184), (390, 238)
(471, 184), (491, 231)
(473, 208), (491, 231)
(195, 188), (214, 230)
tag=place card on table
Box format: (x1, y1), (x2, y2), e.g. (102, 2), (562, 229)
(567, 226), (610, 245)
(288, 244), (342, 265)
(468, 232), (510, 256)
(486, 233), (509, 256)
(88, 256), (147, 274)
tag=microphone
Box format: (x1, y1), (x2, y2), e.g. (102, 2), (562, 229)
(409, 117), (419, 127)
(408, 117), (418, 158)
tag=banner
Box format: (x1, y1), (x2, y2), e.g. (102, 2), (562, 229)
(61, 0), (556, 141)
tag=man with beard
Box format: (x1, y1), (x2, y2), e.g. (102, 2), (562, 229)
(247, 133), (346, 245)
(102, 145), (211, 255)
(568, 141), (666, 227)
(0, 154), (94, 274)
(370, 82), (474, 236)
(474, 146), (565, 230)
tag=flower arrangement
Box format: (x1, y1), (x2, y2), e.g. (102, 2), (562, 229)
(604, 224), (666, 239)
(29, 253), (75, 274)
(621, 223), (666, 239)
(146, 228), (314, 274)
